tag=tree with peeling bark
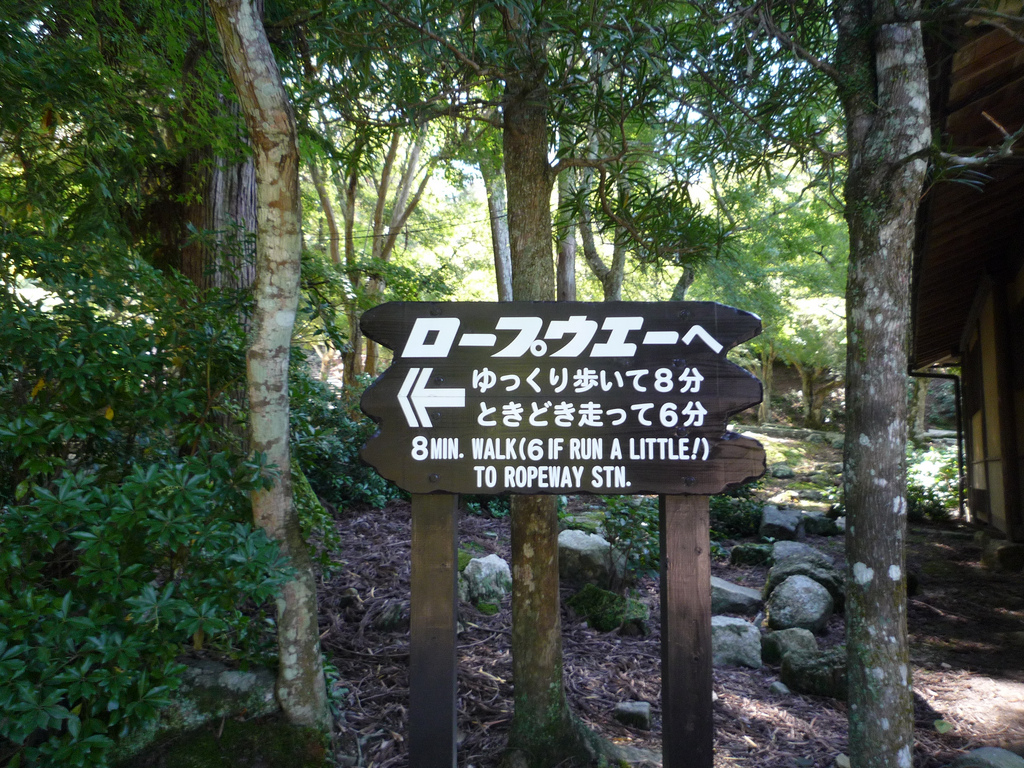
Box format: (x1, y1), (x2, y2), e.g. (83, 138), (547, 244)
(207, 0), (330, 730)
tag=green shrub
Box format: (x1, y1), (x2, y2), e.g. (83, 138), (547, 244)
(290, 373), (403, 511)
(463, 495), (510, 519)
(0, 240), (290, 767)
(907, 445), (959, 523)
(709, 493), (764, 539)
(601, 495), (660, 580)
(566, 584), (648, 633)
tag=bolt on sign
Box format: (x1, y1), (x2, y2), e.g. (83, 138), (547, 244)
(361, 301), (766, 496)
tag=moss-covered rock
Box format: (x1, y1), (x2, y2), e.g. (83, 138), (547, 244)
(780, 646), (847, 700)
(118, 714), (329, 768)
(729, 543), (773, 566)
(761, 628), (818, 665)
(477, 601), (500, 615)
(567, 584), (648, 633)
(113, 659), (279, 763)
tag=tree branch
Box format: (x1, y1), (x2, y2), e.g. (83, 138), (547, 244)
(372, 0), (491, 78)
(937, 119), (1024, 167)
(757, 5), (841, 84)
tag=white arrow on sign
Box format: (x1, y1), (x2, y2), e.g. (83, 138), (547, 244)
(681, 325), (724, 354)
(398, 367), (466, 428)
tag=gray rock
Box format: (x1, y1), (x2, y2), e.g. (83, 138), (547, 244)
(711, 616), (762, 669)
(798, 489), (826, 501)
(768, 681), (791, 696)
(112, 658), (278, 761)
(981, 542), (1024, 573)
(459, 554), (512, 604)
(828, 434), (846, 449)
(951, 747), (1024, 768)
(612, 745), (663, 767)
(835, 754), (851, 768)
(613, 701), (652, 730)
(780, 646), (848, 700)
(802, 512), (842, 536)
(772, 540), (834, 566)
(730, 543), (774, 566)
(761, 628), (819, 664)
(766, 575), (834, 633)
(770, 463), (796, 479)
(765, 554), (845, 612)
(558, 529), (626, 587)
(558, 511), (605, 536)
(760, 505), (806, 541)
(711, 576), (763, 616)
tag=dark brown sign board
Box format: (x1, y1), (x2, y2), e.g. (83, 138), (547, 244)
(359, 301), (767, 768)
(361, 301), (766, 495)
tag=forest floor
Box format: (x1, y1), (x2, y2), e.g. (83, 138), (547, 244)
(319, 433), (1024, 768)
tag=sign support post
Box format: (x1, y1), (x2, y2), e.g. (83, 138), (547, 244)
(660, 494), (714, 768)
(409, 493), (459, 768)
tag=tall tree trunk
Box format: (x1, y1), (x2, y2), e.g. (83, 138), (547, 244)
(500, 64), (606, 768)
(555, 141), (576, 302)
(309, 160), (340, 265)
(308, 160), (341, 380)
(758, 346), (776, 425)
(909, 377), (928, 440)
(836, 2), (930, 766)
(179, 89), (257, 299)
(334, 151), (363, 385)
(795, 362), (826, 430)
(480, 152), (513, 301)
(669, 263), (696, 301)
(209, 0), (329, 730)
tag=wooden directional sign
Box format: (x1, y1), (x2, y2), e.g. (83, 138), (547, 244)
(360, 301), (766, 495)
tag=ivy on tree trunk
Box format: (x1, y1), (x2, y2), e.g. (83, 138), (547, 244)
(208, 0), (330, 730)
(835, 1), (930, 766)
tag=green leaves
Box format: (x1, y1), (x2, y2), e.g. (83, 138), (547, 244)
(0, 238), (287, 767)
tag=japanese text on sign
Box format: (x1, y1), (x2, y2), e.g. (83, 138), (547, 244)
(360, 302), (766, 496)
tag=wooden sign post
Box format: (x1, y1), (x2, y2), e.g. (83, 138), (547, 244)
(661, 495), (714, 768)
(408, 493), (459, 768)
(360, 301), (766, 768)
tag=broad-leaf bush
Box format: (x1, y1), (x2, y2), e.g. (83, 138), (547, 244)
(601, 496), (660, 582)
(907, 445), (959, 523)
(290, 372), (403, 510)
(0, 240), (290, 767)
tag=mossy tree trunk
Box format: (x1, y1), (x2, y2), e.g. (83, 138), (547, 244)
(835, 1), (930, 766)
(208, 0), (330, 730)
(499, 40), (608, 768)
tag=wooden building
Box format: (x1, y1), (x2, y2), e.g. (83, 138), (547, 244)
(914, 19), (1024, 541)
